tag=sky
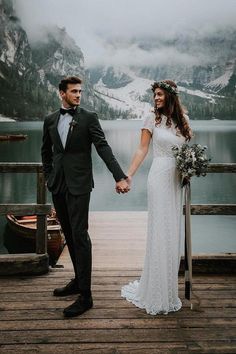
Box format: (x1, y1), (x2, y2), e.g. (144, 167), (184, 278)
(14, 0), (236, 68)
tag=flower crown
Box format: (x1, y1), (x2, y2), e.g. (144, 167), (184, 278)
(156, 81), (178, 95)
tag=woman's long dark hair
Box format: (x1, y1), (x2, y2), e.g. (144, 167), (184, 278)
(151, 80), (192, 141)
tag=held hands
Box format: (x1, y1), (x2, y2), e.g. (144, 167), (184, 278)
(115, 176), (132, 194)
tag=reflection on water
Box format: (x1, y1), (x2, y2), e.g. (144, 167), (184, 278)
(0, 120), (236, 253)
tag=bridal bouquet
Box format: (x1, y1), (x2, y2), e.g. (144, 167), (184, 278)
(172, 143), (211, 186)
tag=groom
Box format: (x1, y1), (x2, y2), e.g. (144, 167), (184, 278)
(41, 76), (129, 317)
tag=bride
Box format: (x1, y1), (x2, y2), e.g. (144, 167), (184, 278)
(120, 80), (192, 315)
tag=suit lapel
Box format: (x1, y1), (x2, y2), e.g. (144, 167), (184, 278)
(52, 110), (64, 151)
(65, 107), (81, 150)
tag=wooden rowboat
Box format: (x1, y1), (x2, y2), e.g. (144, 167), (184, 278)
(6, 213), (65, 265)
(0, 134), (27, 141)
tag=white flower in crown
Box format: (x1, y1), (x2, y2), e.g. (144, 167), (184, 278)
(157, 81), (179, 95)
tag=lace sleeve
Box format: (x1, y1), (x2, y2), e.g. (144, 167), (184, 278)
(142, 112), (155, 134)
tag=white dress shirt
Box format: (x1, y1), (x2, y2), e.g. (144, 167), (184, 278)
(57, 107), (73, 148)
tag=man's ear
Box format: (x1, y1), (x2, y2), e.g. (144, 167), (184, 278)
(59, 90), (65, 99)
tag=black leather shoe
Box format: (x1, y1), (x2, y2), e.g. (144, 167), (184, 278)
(63, 294), (93, 317)
(53, 279), (80, 297)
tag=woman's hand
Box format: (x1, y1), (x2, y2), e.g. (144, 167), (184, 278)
(115, 178), (130, 194)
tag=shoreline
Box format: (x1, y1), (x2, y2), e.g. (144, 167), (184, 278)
(0, 115), (16, 122)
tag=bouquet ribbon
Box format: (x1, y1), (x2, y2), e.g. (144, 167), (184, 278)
(184, 182), (202, 311)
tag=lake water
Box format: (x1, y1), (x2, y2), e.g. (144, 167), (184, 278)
(0, 119), (236, 254)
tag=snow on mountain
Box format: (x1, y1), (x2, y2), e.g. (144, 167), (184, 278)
(178, 86), (224, 104)
(205, 60), (235, 92)
(94, 69), (225, 118)
(94, 73), (153, 119)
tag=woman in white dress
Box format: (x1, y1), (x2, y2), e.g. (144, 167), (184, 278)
(121, 80), (193, 315)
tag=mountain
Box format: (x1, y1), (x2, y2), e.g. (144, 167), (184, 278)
(0, 0), (235, 120)
(0, 0), (60, 119)
(0, 0), (115, 120)
(90, 33), (236, 120)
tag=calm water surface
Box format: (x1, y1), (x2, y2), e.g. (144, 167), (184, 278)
(0, 119), (235, 254)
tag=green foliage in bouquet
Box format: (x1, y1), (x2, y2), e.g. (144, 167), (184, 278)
(172, 144), (211, 185)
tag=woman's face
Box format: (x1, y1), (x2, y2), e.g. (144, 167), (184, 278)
(154, 88), (166, 109)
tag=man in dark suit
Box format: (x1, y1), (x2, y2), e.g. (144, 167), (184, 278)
(41, 76), (129, 317)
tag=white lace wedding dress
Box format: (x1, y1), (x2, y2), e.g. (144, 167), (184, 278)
(121, 113), (186, 315)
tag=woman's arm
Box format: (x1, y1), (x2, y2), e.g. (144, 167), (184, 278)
(116, 128), (152, 193)
(127, 129), (152, 177)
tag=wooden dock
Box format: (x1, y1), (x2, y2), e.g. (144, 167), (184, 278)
(0, 212), (236, 353)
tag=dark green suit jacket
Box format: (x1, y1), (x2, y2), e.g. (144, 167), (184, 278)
(41, 107), (126, 195)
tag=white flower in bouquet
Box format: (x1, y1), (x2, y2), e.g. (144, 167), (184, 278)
(172, 143), (211, 186)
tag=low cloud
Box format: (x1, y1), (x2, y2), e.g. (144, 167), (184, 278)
(86, 43), (208, 68)
(13, 0), (236, 68)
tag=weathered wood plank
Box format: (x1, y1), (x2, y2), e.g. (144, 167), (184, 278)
(0, 298), (235, 310)
(0, 343), (190, 354)
(0, 254), (49, 275)
(37, 171), (46, 204)
(183, 204), (236, 215)
(2, 283), (235, 295)
(0, 343), (235, 354)
(0, 162), (42, 173)
(1, 274), (235, 285)
(1, 162), (235, 174)
(32, 267), (236, 279)
(0, 290), (235, 301)
(0, 204), (51, 215)
(0, 328), (235, 345)
(0, 318), (236, 331)
(1, 343), (236, 354)
(0, 307), (235, 321)
(207, 163), (236, 173)
(180, 254), (236, 274)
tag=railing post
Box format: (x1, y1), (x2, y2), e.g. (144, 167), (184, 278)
(36, 170), (47, 254)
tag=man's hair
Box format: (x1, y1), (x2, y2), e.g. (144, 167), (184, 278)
(59, 76), (82, 92)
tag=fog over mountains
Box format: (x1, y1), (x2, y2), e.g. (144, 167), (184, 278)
(0, 0), (114, 119)
(0, 0), (235, 120)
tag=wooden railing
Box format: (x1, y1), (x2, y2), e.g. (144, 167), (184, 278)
(181, 162), (236, 273)
(183, 163), (236, 215)
(0, 162), (235, 274)
(0, 163), (51, 274)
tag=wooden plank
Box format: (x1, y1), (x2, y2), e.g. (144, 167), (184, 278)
(1, 290), (235, 301)
(0, 318), (236, 331)
(207, 163), (236, 173)
(0, 343), (235, 354)
(0, 283), (235, 295)
(0, 298), (235, 310)
(0, 343), (190, 353)
(0, 254), (49, 275)
(183, 204), (236, 215)
(37, 171), (46, 204)
(0, 328), (235, 344)
(179, 254), (236, 274)
(0, 307), (235, 321)
(0, 204), (51, 215)
(0, 275), (235, 285)
(0, 162), (42, 173)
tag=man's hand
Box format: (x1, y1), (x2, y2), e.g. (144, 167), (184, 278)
(115, 178), (130, 194)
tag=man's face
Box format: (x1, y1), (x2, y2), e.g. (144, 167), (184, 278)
(60, 83), (82, 108)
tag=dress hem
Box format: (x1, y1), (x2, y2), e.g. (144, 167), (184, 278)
(121, 280), (182, 316)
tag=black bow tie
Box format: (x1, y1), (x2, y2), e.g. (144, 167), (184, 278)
(60, 108), (76, 116)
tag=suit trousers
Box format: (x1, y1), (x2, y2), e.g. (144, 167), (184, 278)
(52, 191), (92, 293)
